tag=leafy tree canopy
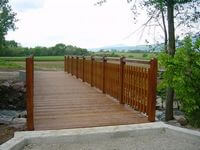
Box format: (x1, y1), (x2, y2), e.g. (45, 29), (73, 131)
(0, 0), (17, 48)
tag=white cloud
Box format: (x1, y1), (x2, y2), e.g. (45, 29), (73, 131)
(6, 0), (159, 48)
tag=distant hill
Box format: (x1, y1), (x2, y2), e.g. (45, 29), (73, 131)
(89, 44), (162, 51)
(89, 34), (200, 52)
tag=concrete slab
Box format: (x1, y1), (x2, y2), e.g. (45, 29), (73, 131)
(1, 122), (200, 150)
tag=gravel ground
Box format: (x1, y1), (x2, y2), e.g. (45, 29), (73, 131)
(23, 132), (200, 150)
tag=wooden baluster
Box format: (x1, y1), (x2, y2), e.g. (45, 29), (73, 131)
(67, 56), (69, 73)
(64, 56), (67, 72)
(140, 68), (144, 113)
(76, 56), (79, 78)
(68, 56), (70, 73)
(120, 57), (125, 104)
(135, 67), (138, 110)
(138, 67), (141, 111)
(148, 58), (157, 122)
(130, 66), (133, 108)
(82, 56), (85, 82)
(132, 66), (135, 108)
(71, 56), (73, 76)
(128, 66), (131, 106)
(139, 67), (142, 112)
(91, 56), (94, 87)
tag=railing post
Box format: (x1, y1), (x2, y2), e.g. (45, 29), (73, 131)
(119, 57), (125, 104)
(148, 58), (157, 122)
(26, 57), (34, 131)
(71, 56), (73, 76)
(82, 56), (85, 82)
(102, 56), (107, 94)
(91, 56), (94, 87)
(64, 56), (67, 72)
(76, 56), (79, 78)
(67, 56), (70, 73)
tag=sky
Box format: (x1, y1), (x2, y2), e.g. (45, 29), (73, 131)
(6, 0), (164, 48)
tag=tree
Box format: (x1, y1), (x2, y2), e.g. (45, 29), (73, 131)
(5, 40), (19, 47)
(160, 0), (199, 121)
(95, 0), (200, 121)
(0, 0), (17, 48)
(159, 36), (200, 127)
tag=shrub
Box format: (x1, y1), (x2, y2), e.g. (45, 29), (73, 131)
(142, 53), (148, 57)
(159, 36), (200, 127)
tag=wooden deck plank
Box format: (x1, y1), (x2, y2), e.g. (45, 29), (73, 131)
(34, 71), (149, 130)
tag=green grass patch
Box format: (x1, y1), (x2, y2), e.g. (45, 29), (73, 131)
(0, 59), (23, 70)
(0, 56), (65, 61)
(0, 53), (158, 62)
(94, 52), (158, 60)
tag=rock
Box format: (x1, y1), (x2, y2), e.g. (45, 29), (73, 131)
(12, 82), (25, 91)
(0, 110), (19, 118)
(0, 80), (26, 110)
(174, 110), (184, 116)
(156, 110), (165, 121)
(167, 119), (181, 127)
(0, 116), (13, 125)
(0, 110), (27, 130)
(1, 81), (10, 88)
(19, 70), (26, 82)
(0, 110), (19, 125)
(9, 118), (26, 130)
(18, 111), (27, 118)
(175, 116), (188, 126)
(11, 118), (26, 124)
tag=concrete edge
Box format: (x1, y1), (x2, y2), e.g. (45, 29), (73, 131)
(163, 123), (200, 137)
(1, 122), (200, 150)
(0, 122), (164, 150)
(0, 137), (27, 150)
(14, 122), (165, 138)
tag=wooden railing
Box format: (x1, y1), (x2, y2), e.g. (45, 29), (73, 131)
(26, 56), (34, 130)
(65, 56), (157, 122)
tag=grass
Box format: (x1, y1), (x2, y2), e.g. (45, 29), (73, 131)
(0, 53), (158, 71)
(0, 56), (65, 61)
(0, 52), (158, 62)
(0, 61), (64, 71)
(0, 60), (23, 70)
(94, 52), (158, 60)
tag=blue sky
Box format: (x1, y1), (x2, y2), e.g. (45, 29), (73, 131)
(10, 0), (44, 12)
(6, 0), (165, 48)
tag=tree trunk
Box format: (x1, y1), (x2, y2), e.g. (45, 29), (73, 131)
(165, 0), (176, 121)
(165, 87), (174, 120)
(160, 5), (168, 53)
(167, 1), (175, 56)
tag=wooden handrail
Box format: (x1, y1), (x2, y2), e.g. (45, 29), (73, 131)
(124, 58), (150, 64)
(26, 56), (34, 130)
(64, 55), (157, 121)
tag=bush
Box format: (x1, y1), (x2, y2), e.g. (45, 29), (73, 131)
(142, 53), (148, 57)
(159, 36), (200, 127)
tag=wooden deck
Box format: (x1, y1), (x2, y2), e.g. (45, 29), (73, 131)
(34, 71), (149, 130)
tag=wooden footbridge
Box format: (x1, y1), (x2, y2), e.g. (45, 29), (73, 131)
(26, 56), (157, 131)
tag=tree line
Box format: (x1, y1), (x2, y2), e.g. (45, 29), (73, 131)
(0, 41), (89, 57)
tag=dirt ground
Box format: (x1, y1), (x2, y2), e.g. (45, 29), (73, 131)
(0, 125), (17, 145)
